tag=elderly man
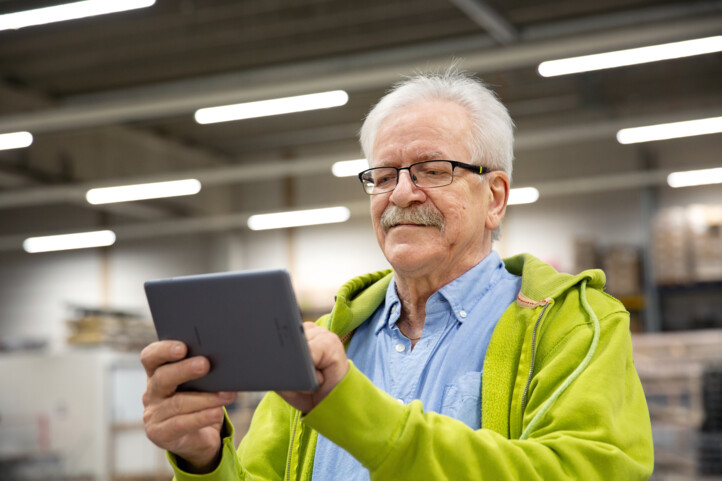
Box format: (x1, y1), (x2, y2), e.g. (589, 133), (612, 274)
(141, 69), (654, 480)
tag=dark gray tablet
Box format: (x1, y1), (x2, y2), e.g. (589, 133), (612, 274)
(144, 269), (318, 392)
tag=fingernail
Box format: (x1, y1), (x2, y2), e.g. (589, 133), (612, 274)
(220, 392), (234, 400)
(172, 344), (184, 356)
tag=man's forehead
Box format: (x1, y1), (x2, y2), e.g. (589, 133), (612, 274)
(371, 122), (466, 164)
(371, 101), (471, 161)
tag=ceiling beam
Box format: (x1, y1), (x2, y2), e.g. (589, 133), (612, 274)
(0, 106), (717, 210)
(447, 0), (518, 44)
(0, 169), (36, 188)
(0, 200), (372, 252)
(0, 152), (344, 209)
(0, 12), (719, 135)
(0, 81), (230, 219)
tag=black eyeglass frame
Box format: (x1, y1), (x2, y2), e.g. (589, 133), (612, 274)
(358, 160), (492, 195)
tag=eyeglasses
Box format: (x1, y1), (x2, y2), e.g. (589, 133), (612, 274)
(358, 160), (491, 195)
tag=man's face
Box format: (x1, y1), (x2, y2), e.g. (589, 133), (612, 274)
(370, 100), (495, 280)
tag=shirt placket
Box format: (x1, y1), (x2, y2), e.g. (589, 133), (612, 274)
(388, 305), (451, 404)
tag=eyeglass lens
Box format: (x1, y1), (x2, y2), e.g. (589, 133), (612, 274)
(361, 161), (455, 194)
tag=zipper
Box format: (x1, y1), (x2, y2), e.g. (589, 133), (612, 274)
(519, 303), (550, 421)
(285, 411), (300, 481)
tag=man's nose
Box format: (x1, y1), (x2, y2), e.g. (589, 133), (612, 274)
(390, 169), (425, 205)
(395, 169), (419, 190)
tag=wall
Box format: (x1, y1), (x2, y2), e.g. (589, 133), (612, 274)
(0, 235), (213, 350)
(0, 350), (112, 480)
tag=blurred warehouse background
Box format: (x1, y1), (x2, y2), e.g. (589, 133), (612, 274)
(0, 0), (721, 480)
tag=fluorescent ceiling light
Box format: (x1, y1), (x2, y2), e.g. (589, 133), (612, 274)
(248, 206), (351, 231)
(616, 116), (722, 144)
(0, 131), (33, 151)
(667, 167), (722, 188)
(86, 179), (201, 204)
(195, 90), (349, 124)
(538, 36), (722, 77)
(0, 0), (156, 31)
(508, 187), (539, 205)
(332, 159), (369, 177)
(23, 230), (116, 253)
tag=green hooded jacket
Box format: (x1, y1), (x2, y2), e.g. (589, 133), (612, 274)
(169, 253), (654, 480)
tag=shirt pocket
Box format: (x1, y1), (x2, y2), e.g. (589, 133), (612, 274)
(441, 370), (482, 429)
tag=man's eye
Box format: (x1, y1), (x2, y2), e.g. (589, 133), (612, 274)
(418, 167), (447, 177)
(375, 175), (394, 185)
(373, 175), (393, 185)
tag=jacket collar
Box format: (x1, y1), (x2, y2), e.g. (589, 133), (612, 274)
(327, 269), (392, 337)
(327, 253), (607, 335)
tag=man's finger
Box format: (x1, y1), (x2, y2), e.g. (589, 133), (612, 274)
(302, 322), (322, 337)
(140, 341), (187, 378)
(304, 323), (340, 344)
(148, 391), (236, 425)
(147, 356), (211, 400)
(147, 407), (225, 447)
(306, 331), (341, 368)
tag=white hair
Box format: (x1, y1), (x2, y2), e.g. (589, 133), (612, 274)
(359, 67), (515, 180)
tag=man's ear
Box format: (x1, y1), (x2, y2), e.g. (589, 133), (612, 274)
(485, 172), (510, 232)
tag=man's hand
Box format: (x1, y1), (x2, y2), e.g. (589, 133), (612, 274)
(277, 322), (349, 414)
(140, 341), (237, 473)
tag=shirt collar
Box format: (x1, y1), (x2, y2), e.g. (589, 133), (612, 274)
(437, 250), (505, 324)
(373, 277), (402, 335)
(373, 250), (506, 334)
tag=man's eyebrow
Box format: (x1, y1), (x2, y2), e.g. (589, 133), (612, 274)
(373, 151), (447, 166)
(417, 151), (446, 161)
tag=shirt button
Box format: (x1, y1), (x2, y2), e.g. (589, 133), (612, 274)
(395, 343), (405, 353)
(459, 310), (468, 318)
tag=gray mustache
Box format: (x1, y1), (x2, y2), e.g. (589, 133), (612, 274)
(380, 204), (446, 233)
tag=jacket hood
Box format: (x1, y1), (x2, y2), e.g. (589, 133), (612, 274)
(503, 253), (606, 306)
(327, 269), (392, 338)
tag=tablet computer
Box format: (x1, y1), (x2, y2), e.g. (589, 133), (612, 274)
(144, 269), (318, 392)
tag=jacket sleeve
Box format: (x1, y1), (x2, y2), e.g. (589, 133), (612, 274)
(168, 392), (293, 481)
(302, 310), (654, 480)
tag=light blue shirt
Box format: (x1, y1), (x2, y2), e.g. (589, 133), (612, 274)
(312, 251), (521, 481)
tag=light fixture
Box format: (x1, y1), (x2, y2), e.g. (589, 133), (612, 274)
(195, 90), (349, 124)
(332, 159), (369, 177)
(86, 179), (201, 204)
(0, 131), (33, 151)
(508, 187), (539, 205)
(247, 206), (351, 231)
(0, 0), (156, 31)
(23, 230), (116, 253)
(538, 36), (722, 77)
(667, 167), (722, 188)
(616, 116), (722, 144)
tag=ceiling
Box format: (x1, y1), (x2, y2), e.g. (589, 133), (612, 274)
(0, 0), (720, 250)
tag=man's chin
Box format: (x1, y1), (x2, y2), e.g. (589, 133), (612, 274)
(383, 244), (442, 274)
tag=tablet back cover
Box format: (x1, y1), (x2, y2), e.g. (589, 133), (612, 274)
(144, 269), (318, 392)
